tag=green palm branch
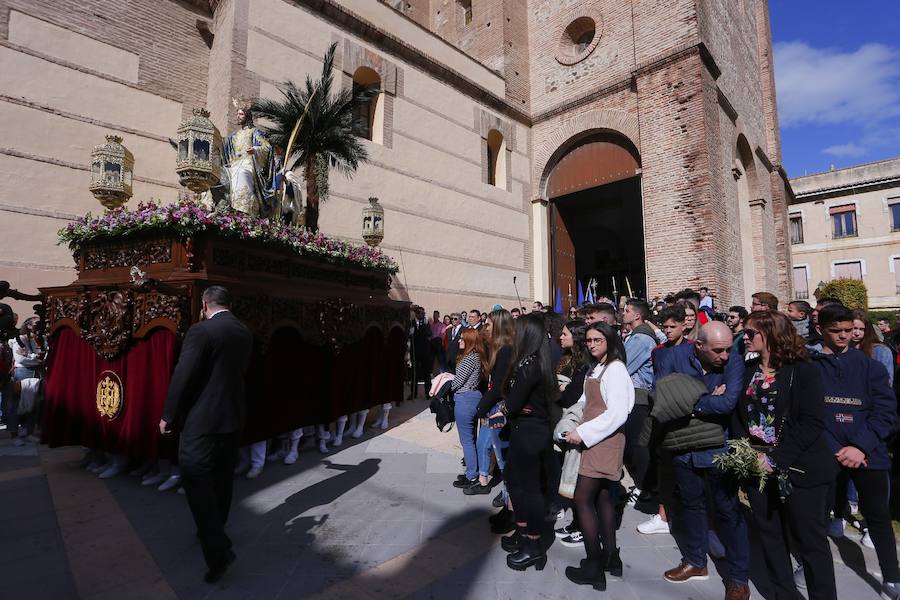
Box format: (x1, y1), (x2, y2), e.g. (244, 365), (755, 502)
(251, 42), (377, 231)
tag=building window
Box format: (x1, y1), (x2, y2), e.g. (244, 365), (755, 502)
(894, 257), (900, 294)
(486, 129), (506, 189)
(556, 16), (600, 65)
(352, 67), (383, 145)
(890, 200), (900, 231)
(789, 215), (803, 244)
(458, 0), (472, 26)
(830, 204), (857, 238)
(793, 266), (809, 300)
(834, 261), (863, 281)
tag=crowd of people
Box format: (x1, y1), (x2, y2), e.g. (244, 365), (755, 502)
(415, 288), (900, 600)
(4, 286), (900, 595)
(0, 307), (45, 447)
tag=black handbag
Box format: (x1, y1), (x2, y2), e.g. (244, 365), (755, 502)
(429, 380), (455, 432)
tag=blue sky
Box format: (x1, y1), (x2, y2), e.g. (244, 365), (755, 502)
(769, 1), (900, 176)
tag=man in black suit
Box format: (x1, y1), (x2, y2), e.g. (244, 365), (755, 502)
(446, 312), (464, 372)
(160, 286), (253, 583)
(409, 305), (432, 398)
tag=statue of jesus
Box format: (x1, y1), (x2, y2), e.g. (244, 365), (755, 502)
(222, 100), (274, 217)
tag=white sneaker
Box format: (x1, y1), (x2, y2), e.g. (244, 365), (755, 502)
(284, 450), (299, 465)
(158, 475), (181, 491)
(332, 434), (344, 447)
(90, 461), (111, 474)
(377, 418), (389, 430)
(245, 466), (263, 480)
(98, 461), (127, 479)
(351, 426), (364, 439)
(861, 530), (875, 549)
(637, 514), (671, 535)
(11, 437), (25, 447)
(318, 440), (330, 454)
(793, 564), (806, 589)
(142, 471), (168, 486)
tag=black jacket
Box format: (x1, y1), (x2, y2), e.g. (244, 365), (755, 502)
(733, 359), (838, 488)
(162, 311), (254, 435)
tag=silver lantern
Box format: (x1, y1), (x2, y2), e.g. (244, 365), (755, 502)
(362, 197), (384, 247)
(175, 108), (222, 194)
(90, 135), (134, 210)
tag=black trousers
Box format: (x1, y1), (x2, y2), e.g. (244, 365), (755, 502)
(623, 403), (650, 490)
(506, 419), (553, 535)
(179, 431), (241, 569)
(747, 481), (837, 600)
(409, 345), (431, 397)
(833, 468), (899, 582)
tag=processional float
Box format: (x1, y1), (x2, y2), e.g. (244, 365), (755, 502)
(40, 109), (408, 461)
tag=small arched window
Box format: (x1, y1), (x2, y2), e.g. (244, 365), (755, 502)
(487, 129), (506, 189)
(352, 67), (384, 145)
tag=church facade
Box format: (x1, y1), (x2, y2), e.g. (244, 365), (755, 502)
(0, 0), (791, 315)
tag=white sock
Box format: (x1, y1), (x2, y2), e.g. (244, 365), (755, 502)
(334, 415), (348, 445)
(379, 403), (392, 428)
(288, 429), (302, 454)
(352, 410), (368, 437)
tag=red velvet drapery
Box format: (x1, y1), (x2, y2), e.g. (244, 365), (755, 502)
(41, 327), (176, 460)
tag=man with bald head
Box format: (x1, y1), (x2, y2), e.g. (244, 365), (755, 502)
(652, 321), (750, 599)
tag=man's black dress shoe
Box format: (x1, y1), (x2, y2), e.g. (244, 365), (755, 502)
(204, 551), (236, 584)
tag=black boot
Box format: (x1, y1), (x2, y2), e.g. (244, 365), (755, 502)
(602, 547), (622, 577)
(501, 527), (525, 553)
(489, 507), (515, 534)
(506, 537), (547, 571)
(565, 558), (606, 590)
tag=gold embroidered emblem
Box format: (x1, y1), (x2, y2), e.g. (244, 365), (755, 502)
(96, 371), (124, 419)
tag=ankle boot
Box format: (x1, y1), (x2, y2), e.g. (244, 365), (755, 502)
(507, 537), (547, 571)
(489, 507), (516, 533)
(566, 557), (606, 590)
(501, 527), (525, 553)
(603, 547), (622, 577)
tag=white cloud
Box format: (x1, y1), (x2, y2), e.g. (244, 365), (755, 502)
(774, 42), (900, 128)
(822, 143), (867, 158)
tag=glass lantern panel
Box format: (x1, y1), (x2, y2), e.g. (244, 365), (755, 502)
(179, 139), (189, 161)
(92, 161), (102, 181)
(104, 162), (121, 184)
(126, 169), (133, 187)
(193, 139), (211, 162)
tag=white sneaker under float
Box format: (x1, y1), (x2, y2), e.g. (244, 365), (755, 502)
(158, 475), (182, 491)
(637, 514), (671, 535)
(283, 450), (299, 465)
(142, 471), (168, 486)
(245, 466), (263, 480)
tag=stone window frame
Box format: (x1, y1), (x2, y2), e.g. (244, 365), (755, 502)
(475, 107), (514, 192)
(554, 9), (603, 66)
(341, 38), (401, 149)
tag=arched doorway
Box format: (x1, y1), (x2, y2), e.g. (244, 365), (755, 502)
(546, 133), (643, 308)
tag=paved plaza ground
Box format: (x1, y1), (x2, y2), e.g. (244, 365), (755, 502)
(0, 398), (893, 599)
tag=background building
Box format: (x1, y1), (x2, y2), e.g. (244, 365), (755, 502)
(790, 157), (900, 310)
(0, 0), (791, 317)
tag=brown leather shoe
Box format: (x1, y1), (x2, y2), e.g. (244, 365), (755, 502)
(725, 582), (751, 600)
(664, 561), (709, 583)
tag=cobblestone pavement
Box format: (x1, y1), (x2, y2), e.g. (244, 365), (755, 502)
(1, 402), (892, 599)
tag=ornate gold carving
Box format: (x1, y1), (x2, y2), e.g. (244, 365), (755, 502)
(96, 370), (124, 419)
(80, 291), (133, 360)
(132, 292), (188, 334)
(83, 239), (172, 271)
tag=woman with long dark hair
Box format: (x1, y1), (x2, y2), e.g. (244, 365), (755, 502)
(496, 313), (558, 570)
(554, 319), (592, 546)
(560, 322), (633, 590)
(851, 309), (894, 386)
(736, 310), (837, 599)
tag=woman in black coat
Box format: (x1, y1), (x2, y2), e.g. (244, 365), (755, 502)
(493, 313), (558, 571)
(735, 310), (838, 600)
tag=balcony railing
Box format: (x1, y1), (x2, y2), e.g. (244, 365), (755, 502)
(794, 291), (809, 300)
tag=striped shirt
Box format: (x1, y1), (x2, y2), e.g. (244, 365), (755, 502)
(452, 352), (482, 392)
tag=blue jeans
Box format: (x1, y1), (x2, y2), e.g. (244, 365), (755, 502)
(673, 460), (750, 584)
(476, 422), (505, 477)
(453, 390), (481, 480)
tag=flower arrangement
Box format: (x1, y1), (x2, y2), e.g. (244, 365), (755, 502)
(58, 200), (399, 274)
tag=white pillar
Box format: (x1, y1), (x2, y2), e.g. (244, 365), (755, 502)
(531, 198), (550, 303)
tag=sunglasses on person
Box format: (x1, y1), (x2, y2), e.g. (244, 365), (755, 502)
(452, 317), (460, 321)
(744, 328), (759, 340)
